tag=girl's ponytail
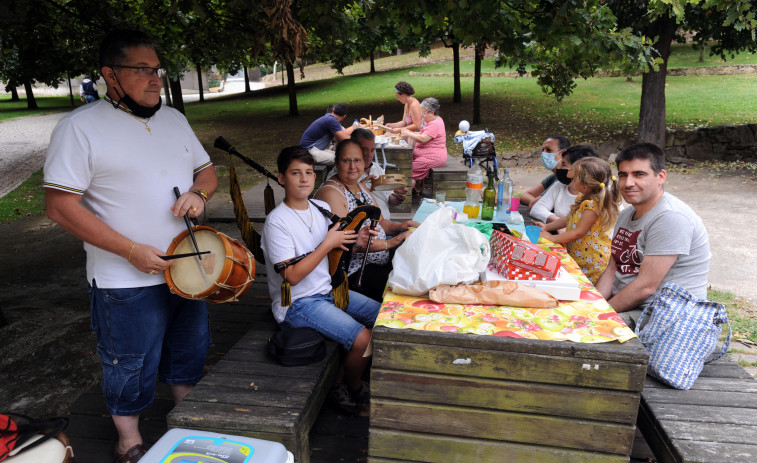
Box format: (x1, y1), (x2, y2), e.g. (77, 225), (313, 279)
(571, 158), (620, 233)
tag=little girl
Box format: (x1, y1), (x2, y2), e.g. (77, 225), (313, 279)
(536, 157), (621, 284)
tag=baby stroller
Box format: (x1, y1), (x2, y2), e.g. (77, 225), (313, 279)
(454, 126), (498, 179)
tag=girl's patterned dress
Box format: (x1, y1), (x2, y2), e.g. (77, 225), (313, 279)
(565, 199), (612, 284)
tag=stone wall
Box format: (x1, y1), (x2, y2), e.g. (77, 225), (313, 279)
(498, 124), (757, 167)
(665, 124), (757, 162)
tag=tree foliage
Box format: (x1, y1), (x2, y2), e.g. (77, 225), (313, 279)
(609, 0), (756, 146)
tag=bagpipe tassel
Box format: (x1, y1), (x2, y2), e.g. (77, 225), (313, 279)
(281, 267), (292, 307)
(331, 271), (350, 311)
(264, 180), (275, 215)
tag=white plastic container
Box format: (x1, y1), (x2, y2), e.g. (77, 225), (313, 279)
(141, 428), (294, 463)
(481, 267), (581, 301)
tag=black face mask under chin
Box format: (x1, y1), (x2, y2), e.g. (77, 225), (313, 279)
(111, 72), (162, 118)
(555, 168), (571, 185)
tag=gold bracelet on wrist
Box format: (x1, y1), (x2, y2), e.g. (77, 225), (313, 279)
(385, 240), (389, 251)
(127, 242), (135, 263)
(190, 188), (209, 203)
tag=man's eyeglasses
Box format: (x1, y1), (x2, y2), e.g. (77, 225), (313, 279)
(110, 65), (166, 79)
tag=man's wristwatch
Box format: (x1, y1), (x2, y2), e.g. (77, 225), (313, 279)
(190, 188), (209, 203)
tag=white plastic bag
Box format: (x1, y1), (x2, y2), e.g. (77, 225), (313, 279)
(387, 207), (491, 296)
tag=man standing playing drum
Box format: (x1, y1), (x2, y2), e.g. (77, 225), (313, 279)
(44, 30), (218, 462)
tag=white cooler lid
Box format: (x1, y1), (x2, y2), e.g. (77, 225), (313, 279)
(141, 428), (293, 463)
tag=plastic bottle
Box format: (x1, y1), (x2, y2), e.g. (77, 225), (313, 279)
(481, 171), (495, 221)
(496, 168), (514, 221)
(501, 168), (513, 208)
(463, 164), (485, 219)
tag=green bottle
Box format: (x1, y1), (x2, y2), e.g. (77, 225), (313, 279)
(481, 171), (495, 221)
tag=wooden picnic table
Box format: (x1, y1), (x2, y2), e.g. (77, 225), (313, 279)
(367, 209), (649, 462)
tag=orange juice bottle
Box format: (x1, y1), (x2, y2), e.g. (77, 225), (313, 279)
(464, 163), (485, 219)
(463, 203), (480, 219)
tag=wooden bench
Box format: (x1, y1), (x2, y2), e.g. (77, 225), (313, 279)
(637, 353), (757, 462)
(166, 285), (340, 463)
(428, 155), (469, 201)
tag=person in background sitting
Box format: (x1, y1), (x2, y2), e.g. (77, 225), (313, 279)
(385, 81), (422, 133)
(401, 97), (448, 196)
(536, 157), (621, 284)
(530, 145), (598, 226)
(521, 135), (570, 208)
(299, 102), (356, 166)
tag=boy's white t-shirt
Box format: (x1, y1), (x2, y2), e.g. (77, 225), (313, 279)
(262, 199), (334, 323)
(43, 99), (212, 288)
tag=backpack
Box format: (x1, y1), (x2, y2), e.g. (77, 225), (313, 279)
(267, 325), (326, 366)
(82, 80), (99, 99)
(0, 413), (69, 461)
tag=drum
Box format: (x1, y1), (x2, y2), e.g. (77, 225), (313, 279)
(164, 226), (255, 303)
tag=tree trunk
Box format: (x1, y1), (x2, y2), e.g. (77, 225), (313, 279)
(286, 62), (298, 116)
(638, 16), (676, 147)
(370, 50), (375, 73)
(10, 87), (19, 101)
(698, 41), (706, 62)
(169, 78), (185, 115)
(244, 65), (251, 93)
(162, 75), (173, 107)
(473, 43), (484, 125)
(196, 65), (204, 103)
(23, 81), (37, 109)
(67, 73), (74, 107)
(453, 42), (461, 104)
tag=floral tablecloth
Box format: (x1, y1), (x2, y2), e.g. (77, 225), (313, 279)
(376, 239), (636, 343)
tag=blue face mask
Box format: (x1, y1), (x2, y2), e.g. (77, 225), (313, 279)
(541, 152), (559, 170)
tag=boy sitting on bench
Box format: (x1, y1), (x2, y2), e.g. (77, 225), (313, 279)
(261, 146), (380, 413)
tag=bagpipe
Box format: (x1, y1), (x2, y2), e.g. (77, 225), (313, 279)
(213, 136), (382, 309)
(274, 201), (381, 310)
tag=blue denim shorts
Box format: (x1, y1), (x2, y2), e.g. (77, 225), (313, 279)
(89, 281), (210, 416)
(283, 291), (380, 350)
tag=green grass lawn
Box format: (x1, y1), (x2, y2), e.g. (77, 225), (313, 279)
(709, 288), (757, 346)
(0, 95), (80, 122)
(0, 171), (45, 222)
(406, 43), (756, 75)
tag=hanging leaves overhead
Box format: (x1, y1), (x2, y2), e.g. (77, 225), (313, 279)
(264, 0), (308, 78)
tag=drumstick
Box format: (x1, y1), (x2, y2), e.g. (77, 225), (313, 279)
(173, 187), (203, 260)
(173, 187), (212, 287)
(160, 251), (211, 260)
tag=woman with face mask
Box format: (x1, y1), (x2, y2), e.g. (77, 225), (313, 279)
(521, 136), (570, 207)
(530, 145), (599, 225)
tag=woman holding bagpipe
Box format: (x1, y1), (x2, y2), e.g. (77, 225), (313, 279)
(315, 139), (419, 302)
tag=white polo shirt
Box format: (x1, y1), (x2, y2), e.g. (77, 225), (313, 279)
(44, 99), (212, 288)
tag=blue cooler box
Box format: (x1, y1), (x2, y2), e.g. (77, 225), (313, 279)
(141, 428), (294, 463)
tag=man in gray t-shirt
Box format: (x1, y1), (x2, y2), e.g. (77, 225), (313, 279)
(595, 143), (711, 327)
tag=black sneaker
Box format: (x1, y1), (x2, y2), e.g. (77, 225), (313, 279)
(327, 383), (359, 415)
(349, 381), (371, 415)
(349, 380), (370, 404)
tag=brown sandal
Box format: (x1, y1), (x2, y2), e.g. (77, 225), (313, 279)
(114, 443), (147, 463)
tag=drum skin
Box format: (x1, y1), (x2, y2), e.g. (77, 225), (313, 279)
(164, 226), (255, 303)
